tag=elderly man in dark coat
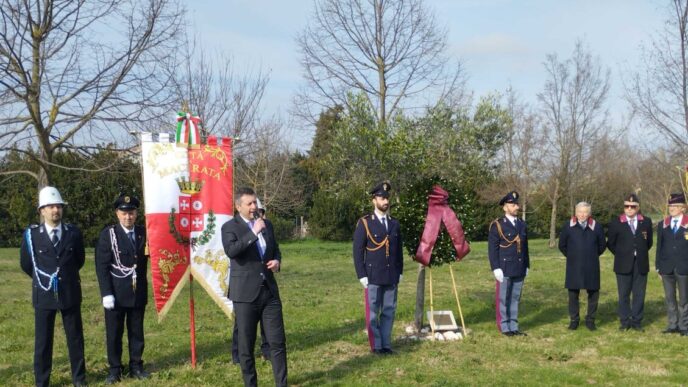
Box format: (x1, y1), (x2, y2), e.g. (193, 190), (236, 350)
(559, 201), (606, 331)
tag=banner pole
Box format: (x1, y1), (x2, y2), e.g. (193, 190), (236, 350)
(189, 273), (197, 368)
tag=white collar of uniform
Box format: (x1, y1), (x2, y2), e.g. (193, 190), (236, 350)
(673, 215), (683, 223)
(120, 224), (135, 235)
(505, 214), (517, 224)
(374, 209), (388, 221)
(44, 223), (62, 236)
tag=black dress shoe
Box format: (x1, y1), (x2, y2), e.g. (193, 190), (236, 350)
(631, 325), (644, 332)
(372, 349), (384, 355)
(585, 321), (597, 331)
(619, 324), (630, 331)
(105, 374), (120, 385)
(501, 331), (514, 337)
(130, 369), (150, 380)
(681, 330), (688, 336)
(568, 321), (579, 330)
(381, 348), (394, 355)
(511, 330), (527, 336)
(662, 328), (680, 334)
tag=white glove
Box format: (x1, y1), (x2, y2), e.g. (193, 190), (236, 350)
(359, 277), (369, 289)
(102, 295), (115, 310)
(493, 269), (504, 283)
(399, 274), (403, 282)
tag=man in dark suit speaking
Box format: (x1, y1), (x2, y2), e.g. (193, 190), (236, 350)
(222, 187), (286, 387)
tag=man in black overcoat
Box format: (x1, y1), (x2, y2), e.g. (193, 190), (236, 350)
(559, 201), (606, 331)
(20, 186), (87, 387)
(222, 187), (286, 387)
(95, 194), (150, 383)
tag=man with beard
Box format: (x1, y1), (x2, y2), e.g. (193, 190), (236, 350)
(488, 191), (530, 336)
(353, 181), (403, 354)
(20, 186), (87, 387)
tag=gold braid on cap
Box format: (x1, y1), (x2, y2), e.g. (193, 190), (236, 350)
(360, 217), (389, 257)
(491, 219), (521, 253)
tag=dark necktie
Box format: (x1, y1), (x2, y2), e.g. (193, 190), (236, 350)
(381, 216), (388, 231)
(128, 231), (135, 246)
(673, 219), (679, 235)
(51, 229), (59, 247)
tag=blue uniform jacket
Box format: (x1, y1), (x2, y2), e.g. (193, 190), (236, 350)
(19, 223), (86, 310)
(95, 224), (149, 308)
(488, 217), (529, 277)
(656, 215), (688, 275)
(353, 213), (403, 286)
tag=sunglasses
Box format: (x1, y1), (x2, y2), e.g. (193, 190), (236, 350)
(624, 205), (638, 209)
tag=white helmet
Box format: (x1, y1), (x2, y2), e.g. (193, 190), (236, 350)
(38, 186), (66, 209)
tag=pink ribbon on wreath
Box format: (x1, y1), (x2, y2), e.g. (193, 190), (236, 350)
(414, 185), (470, 266)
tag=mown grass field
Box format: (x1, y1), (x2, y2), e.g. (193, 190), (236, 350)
(1, 239), (687, 386)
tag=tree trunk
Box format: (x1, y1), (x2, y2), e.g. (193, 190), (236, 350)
(548, 179), (560, 248)
(414, 263), (426, 331)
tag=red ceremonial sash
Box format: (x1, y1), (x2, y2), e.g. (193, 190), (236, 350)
(414, 185), (470, 266)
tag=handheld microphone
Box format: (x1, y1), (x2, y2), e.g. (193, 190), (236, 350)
(253, 211), (263, 233)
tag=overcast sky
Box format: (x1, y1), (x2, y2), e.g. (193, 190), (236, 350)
(188, 0), (668, 149)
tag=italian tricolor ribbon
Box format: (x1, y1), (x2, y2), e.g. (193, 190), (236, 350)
(176, 111), (202, 147)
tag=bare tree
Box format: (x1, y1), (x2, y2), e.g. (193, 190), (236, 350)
(626, 0), (688, 152)
(169, 32), (270, 158)
(0, 0), (184, 188)
(235, 119), (306, 218)
(491, 88), (546, 221)
(537, 41), (611, 247)
(295, 0), (464, 126)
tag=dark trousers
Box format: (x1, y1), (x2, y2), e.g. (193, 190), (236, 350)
(568, 289), (599, 322)
(232, 318), (270, 363)
(234, 286), (287, 387)
(104, 306), (146, 375)
(34, 306), (86, 387)
(661, 273), (688, 331)
(616, 259), (647, 327)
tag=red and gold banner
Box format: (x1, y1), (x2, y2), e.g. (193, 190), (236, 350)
(141, 132), (234, 321)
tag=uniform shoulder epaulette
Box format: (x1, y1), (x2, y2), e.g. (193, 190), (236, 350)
(29, 224), (39, 229)
(360, 214), (373, 220)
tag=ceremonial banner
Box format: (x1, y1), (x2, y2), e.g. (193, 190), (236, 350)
(141, 131), (234, 321)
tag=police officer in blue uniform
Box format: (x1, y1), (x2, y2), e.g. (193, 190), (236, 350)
(20, 186), (87, 387)
(488, 191), (529, 336)
(95, 194), (150, 383)
(353, 181), (403, 354)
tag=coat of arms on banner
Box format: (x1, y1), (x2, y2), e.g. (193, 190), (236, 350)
(141, 112), (234, 321)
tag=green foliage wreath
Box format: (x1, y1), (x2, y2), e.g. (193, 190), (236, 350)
(395, 176), (480, 267)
